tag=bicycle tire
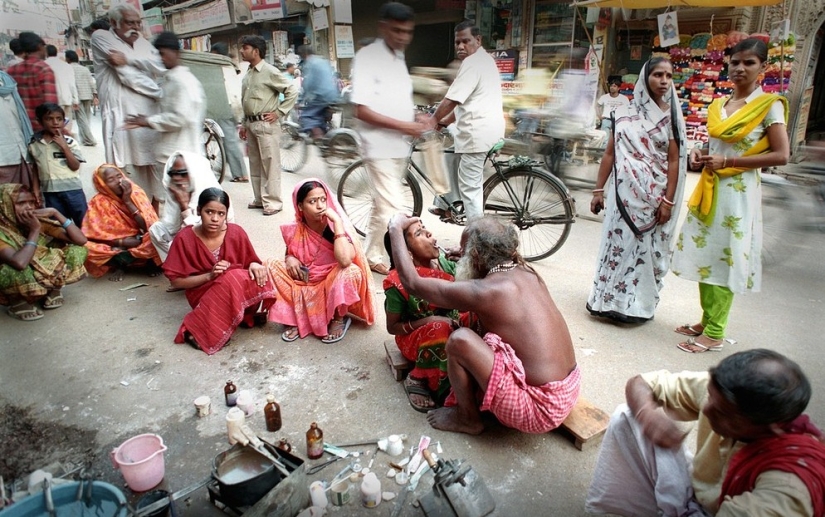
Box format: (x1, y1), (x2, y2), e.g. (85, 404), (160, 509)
(202, 127), (226, 183)
(337, 159), (422, 237)
(482, 166), (574, 261)
(325, 131), (360, 167)
(280, 125), (308, 173)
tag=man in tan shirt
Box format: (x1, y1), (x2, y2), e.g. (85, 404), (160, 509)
(238, 35), (298, 216)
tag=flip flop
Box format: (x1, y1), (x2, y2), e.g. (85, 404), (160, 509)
(370, 263), (390, 275)
(42, 292), (64, 309)
(230, 177), (249, 183)
(675, 323), (703, 337)
(263, 208), (281, 216)
(677, 337), (724, 353)
(281, 326), (300, 342)
(321, 317), (352, 344)
(404, 377), (436, 413)
(248, 202), (264, 209)
(7, 302), (44, 321)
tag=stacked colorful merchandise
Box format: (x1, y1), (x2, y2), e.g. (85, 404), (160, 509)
(764, 32), (796, 93)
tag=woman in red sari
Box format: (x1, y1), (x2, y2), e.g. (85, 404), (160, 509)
(82, 164), (161, 281)
(163, 188), (276, 354)
(267, 178), (374, 343)
(383, 220), (474, 412)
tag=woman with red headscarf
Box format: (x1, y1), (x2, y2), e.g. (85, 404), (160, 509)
(267, 178), (374, 343)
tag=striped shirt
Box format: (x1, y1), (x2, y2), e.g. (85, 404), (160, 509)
(70, 62), (96, 101)
(7, 57), (58, 131)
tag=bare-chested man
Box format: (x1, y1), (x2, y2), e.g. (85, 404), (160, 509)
(388, 214), (580, 434)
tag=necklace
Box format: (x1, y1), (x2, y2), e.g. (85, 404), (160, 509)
(487, 261), (517, 275)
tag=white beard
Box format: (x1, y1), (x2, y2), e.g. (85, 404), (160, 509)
(454, 254), (481, 281)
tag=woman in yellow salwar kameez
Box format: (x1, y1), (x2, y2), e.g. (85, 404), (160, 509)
(672, 39), (790, 353)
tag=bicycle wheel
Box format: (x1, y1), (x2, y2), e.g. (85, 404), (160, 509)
(482, 166), (574, 261)
(337, 159), (422, 237)
(202, 128), (226, 183)
(325, 131), (360, 167)
(280, 126), (308, 173)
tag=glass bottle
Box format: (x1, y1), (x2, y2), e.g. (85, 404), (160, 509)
(306, 422), (324, 459)
(224, 380), (238, 406)
(264, 394), (282, 432)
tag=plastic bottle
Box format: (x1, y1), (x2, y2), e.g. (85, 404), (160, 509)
(306, 422), (324, 459)
(224, 380), (238, 406)
(360, 471), (381, 508)
(264, 394), (282, 432)
(225, 407), (245, 445)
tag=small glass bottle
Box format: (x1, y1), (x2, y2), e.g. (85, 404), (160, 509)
(306, 422), (324, 459)
(276, 438), (292, 453)
(224, 380), (238, 406)
(264, 394), (282, 432)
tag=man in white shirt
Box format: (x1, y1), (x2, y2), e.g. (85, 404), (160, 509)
(125, 31), (206, 178)
(351, 2), (427, 274)
(44, 45), (78, 134)
(597, 78), (629, 133)
(427, 21), (504, 222)
(92, 3), (164, 210)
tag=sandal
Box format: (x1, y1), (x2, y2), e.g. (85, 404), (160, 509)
(404, 377), (436, 413)
(263, 208), (281, 216)
(675, 323), (704, 337)
(677, 336), (724, 353)
(369, 263), (390, 275)
(281, 326), (300, 342)
(248, 202), (264, 209)
(42, 291), (64, 309)
(230, 177), (249, 183)
(321, 317), (352, 344)
(7, 302), (44, 321)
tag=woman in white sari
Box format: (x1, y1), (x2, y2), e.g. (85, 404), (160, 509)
(586, 58), (688, 323)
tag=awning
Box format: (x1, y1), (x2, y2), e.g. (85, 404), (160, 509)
(575, 0), (782, 7)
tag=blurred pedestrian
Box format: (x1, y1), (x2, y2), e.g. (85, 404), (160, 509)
(66, 50), (97, 146)
(296, 45), (340, 139)
(92, 3), (164, 211)
(44, 45), (78, 135)
(210, 42), (249, 183)
(7, 32), (57, 132)
(5, 39), (24, 69)
(0, 69), (34, 188)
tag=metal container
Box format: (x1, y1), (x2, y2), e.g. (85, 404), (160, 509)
(212, 445), (283, 508)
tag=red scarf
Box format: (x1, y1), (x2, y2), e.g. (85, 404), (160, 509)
(720, 415), (825, 516)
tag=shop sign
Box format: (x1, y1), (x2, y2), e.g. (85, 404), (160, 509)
(251, 0), (285, 21)
(144, 7), (164, 35)
(312, 7), (329, 30)
(490, 49), (518, 80)
(171, 0), (231, 34)
(333, 0), (352, 23)
(334, 25), (354, 58)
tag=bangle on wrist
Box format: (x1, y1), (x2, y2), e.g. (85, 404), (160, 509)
(24, 240), (37, 247)
(661, 197), (675, 207)
(61, 218), (73, 229)
(132, 209), (140, 216)
(722, 156), (727, 168)
(592, 188), (604, 194)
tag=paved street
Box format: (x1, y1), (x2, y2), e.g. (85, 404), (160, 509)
(2, 114), (824, 516)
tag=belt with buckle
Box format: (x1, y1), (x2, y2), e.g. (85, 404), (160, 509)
(245, 114), (267, 122)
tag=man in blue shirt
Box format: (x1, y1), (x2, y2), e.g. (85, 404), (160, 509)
(297, 45), (340, 139)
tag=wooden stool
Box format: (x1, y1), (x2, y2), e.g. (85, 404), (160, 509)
(557, 397), (610, 451)
(384, 340), (413, 381)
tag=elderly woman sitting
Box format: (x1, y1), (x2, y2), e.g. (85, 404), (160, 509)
(267, 178), (374, 343)
(0, 183), (87, 321)
(82, 164), (162, 281)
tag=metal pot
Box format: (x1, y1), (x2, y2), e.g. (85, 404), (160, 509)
(212, 445), (283, 507)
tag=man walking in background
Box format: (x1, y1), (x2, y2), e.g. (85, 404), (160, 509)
(45, 45), (78, 135)
(210, 42), (249, 183)
(7, 32), (57, 132)
(427, 21), (504, 222)
(351, 2), (427, 275)
(238, 35), (298, 216)
(66, 50), (97, 146)
(296, 45), (340, 140)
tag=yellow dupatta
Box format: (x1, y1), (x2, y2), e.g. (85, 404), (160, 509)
(687, 93), (788, 224)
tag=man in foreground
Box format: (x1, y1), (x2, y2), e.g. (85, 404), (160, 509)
(92, 3), (164, 210)
(352, 2), (427, 274)
(427, 21), (504, 222)
(586, 348), (825, 516)
(388, 214), (579, 435)
(238, 35), (299, 216)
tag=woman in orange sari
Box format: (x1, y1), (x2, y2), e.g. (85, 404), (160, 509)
(82, 164), (161, 281)
(267, 178), (374, 343)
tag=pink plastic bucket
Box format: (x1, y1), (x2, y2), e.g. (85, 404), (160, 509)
(110, 433), (167, 492)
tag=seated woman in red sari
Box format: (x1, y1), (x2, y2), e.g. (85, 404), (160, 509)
(383, 221), (476, 412)
(163, 188), (276, 354)
(267, 178), (374, 343)
(82, 164), (162, 281)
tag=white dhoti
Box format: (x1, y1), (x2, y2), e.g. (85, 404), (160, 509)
(148, 221), (175, 262)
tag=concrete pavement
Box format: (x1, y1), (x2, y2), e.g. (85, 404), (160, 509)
(2, 115), (824, 516)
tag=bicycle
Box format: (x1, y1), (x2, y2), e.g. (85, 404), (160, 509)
(202, 118), (227, 183)
(280, 104), (360, 173)
(337, 137), (577, 261)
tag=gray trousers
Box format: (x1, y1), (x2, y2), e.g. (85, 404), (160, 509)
(74, 100), (97, 146)
(216, 118), (248, 179)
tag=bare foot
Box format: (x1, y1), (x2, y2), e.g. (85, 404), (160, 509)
(108, 268), (125, 282)
(426, 407), (484, 435)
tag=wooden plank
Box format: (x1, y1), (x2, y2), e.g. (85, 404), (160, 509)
(558, 397), (610, 451)
(384, 339), (412, 381)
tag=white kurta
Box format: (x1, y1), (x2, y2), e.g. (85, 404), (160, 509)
(147, 65), (206, 164)
(446, 50), (504, 153)
(91, 29), (164, 167)
(45, 56), (78, 107)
